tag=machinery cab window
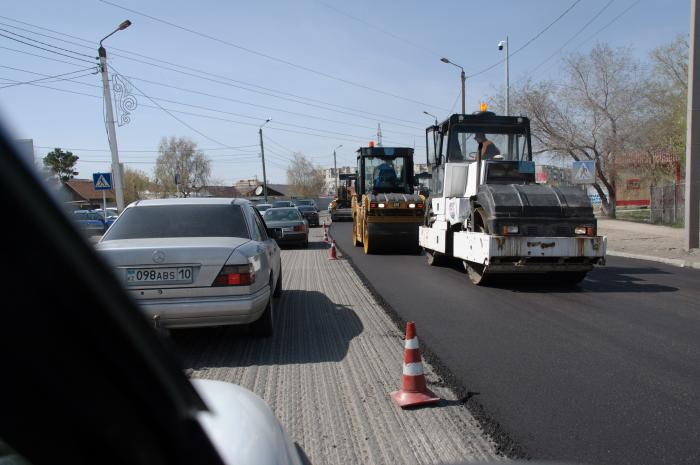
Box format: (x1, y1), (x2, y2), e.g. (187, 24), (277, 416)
(363, 156), (410, 194)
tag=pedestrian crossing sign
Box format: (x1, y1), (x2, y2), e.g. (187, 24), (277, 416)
(92, 172), (112, 191)
(572, 160), (595, 184)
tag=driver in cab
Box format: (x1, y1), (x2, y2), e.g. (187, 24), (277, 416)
(372, 162), (397, 192)
(474, 133), (501, 160)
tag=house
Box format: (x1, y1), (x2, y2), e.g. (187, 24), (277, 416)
(64, 179), (115, 209)
(198, 185), (241, 198)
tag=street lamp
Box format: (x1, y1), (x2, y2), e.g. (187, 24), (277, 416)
(498, 37), (509, 116)
(423, 111), (438, 126)
(333, 144), (343, 193)
(440, 57), (465, 114)
(99, 19), (131, 212)
(259, 118), (272, 202)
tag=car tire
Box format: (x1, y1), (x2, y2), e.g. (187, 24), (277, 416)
(273, 268), (282, 298)
(303, 238), (309, 248)
(250, 289), (274, 338)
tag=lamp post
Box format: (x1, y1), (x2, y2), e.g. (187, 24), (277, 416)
(423, 111), (438, 126)
(258, 118), (271, 202)
(333, 144), (343, 192)
(498, 37), (510, 116)
(440, 57), (465, 114)
(99, 19), (131, 212)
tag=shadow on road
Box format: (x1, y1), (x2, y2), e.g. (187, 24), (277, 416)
(172, 289), (363, 369)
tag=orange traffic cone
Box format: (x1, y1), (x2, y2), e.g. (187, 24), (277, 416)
(390, 321), (440, 408)
(328, 239), (338, 260)
(323, 223), (329, 243)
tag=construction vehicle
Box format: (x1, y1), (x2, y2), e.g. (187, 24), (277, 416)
(329, 173), (355, 221)
(419, 110), (606, 285)
(352, 143), (424, 254)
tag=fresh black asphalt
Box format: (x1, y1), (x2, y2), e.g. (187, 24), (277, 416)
(331, 221), (700, 465)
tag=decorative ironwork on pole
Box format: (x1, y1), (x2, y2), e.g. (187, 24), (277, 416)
(112, 73), (137, 126)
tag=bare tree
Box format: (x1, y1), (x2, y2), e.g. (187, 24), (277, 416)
(286, 153), (325, 198)
(514, 44), (647, 218)
(153, 137), (211, 197)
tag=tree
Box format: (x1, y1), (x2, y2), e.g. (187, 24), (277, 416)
(514, 44), (647, 218)
(123, 167), (151, 205)
(286, 153), (325, 198)
(43, 148), (79, 182)
(153, 137), (211, 197)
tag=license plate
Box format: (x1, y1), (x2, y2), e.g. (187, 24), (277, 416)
(126, 267), (193, 285)
(393, 202), (400, 207)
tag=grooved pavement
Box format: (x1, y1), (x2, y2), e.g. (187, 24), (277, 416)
(173, 227), (500, 465)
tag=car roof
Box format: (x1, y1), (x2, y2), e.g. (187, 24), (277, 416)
(265, 207), (298, 211)
(131, 197), (250, 207)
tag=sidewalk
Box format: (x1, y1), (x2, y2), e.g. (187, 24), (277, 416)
(598, 219), (700, 269)
(176, 226), (502, 465)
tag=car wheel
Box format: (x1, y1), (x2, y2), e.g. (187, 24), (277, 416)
(250, 289), (274, 338)
(273, 268), (282, 298)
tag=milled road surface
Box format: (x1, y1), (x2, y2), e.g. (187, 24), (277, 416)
(173, 227), (502, 465)
(332, 221), (700, 465)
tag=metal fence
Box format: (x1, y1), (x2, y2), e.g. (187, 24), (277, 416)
(650, 182), (685, 225)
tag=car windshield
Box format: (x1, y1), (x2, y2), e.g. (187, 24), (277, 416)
(447, 127), (530, 162)
(256, 204), (272, 212)
(363, 156), (410, 194)
(102, 204), (249, 240)
(272, 201), (292, 207)
(297, 206), (316, 212)
(264, 208), (302, 221)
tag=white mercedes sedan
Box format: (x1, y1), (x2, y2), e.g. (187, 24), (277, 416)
(96, 198), (282, 336)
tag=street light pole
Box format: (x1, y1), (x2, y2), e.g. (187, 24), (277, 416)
(441, 57), (466, 114)
(685, 0), (700, 249)
(423, 111), (438, 125)
(98, 20), (131, 212)
(502, 36), (510, 116)
(259, 118), (271, 203)
(333, 144), (343, 193)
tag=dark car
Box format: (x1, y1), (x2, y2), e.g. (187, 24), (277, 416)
(73, 210), (107, 236)
(295, 199), (317, 209)
(271, 200), (294, 208)
(263, 207), (309, 248)
(255, 203), (273, 213)
(296, 205), (320, 227)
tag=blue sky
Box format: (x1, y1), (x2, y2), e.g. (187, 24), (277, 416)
(0, 0), (690, 184)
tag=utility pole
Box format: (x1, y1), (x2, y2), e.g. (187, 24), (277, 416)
(333, 144), (343, 192)
(98, 20), (131, 211)
(460, 69), (466, 114)
(686, 0), (700, 249)
(377, 123), (383, 146)
(259, 118), (271, 203)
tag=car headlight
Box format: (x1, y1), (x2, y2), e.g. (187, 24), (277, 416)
(408, 203), (416, 208)
(378, 203), (385, 208)
(501, 225), (519, 235)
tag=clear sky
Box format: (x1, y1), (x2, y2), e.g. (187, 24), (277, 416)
(0, 0), (691, 185)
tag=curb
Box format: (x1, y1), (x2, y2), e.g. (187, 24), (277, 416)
(607, 250), (700, 270)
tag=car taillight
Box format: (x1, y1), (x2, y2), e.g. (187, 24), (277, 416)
(575, 226), (595, 236)
(293, 224), (304, 232)
(213, 264), (255, 286)
(370, 202), (378, 208)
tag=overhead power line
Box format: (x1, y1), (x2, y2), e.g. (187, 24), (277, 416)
(98, 0), (446, 110)
(0, 32), (96, 65)
(0, 16), (428, 128)
(0, 66), (96, 89)
(0, 27), (95, 59)
(467, 0), (582, 79)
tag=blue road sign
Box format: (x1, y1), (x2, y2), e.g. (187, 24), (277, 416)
(93, 172), (112, 191)
(572, 160), (595, 184)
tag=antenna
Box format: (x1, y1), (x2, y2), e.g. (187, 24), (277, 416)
(377, 123), (383, 147)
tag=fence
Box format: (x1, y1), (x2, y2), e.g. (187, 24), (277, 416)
(650, 182), (685, 225)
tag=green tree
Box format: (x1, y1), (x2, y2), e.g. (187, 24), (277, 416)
(153, 137), (211, 197)
(123, 167), (151, 205)
(43, 148), (79, 182)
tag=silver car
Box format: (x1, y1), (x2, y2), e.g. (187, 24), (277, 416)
(97, 198), (282, 336)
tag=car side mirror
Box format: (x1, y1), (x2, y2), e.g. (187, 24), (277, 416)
(267, 228), (284, 240)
